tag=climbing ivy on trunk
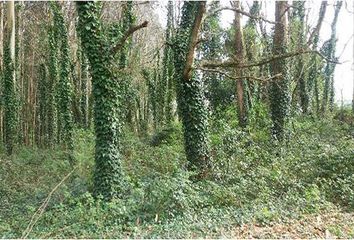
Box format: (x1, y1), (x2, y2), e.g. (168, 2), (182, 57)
(173, 1), (211, 178)
(50, 2), (74, 162)
(270, 1), (289, 140)
(77, 1), (148, 199)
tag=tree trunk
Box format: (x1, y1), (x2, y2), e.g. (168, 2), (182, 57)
(234, 1), (248, 127)
(3, 0), (16, 154)
(174, 1), (211, 179)
(77, 1), (146, 199)
(270, 1), (289, 140)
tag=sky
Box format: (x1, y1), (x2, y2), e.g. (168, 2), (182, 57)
(156, 0), (354, 104)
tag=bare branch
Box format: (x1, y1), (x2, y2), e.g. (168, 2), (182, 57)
(111, 20), (148, 54)
(197, 67), (282, 83)
(206, 6), (277, 25)
(307, 1), (327, 46)
(201, 49), (341, 69)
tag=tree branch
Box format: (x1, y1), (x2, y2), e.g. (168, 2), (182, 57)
(197, 67), (282, 83)
(206, 6), (277, 25)
(201, 49), (341, 69)
(183, 2), (206, 81)
(307, 1), (327, 46)
(111, 20), (148, 54)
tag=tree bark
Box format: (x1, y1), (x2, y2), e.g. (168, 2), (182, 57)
(234, 1), (248, 127)
(270, 1), (289, 140)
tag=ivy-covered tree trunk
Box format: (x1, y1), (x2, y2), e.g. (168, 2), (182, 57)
(173, 1), (211, 178)
(244, 1), (261, 104)
(77, 1), (147, 199)
(270, 1), (289, 140)
(51, 2), (74, 162)
(119, 1), (135, 130)
(308, 1), (327, 115)
(47, 26), (59, 148)
(201, 1), (223, 113)
(163, 0), (175, 125)
(234, 1), (249, 128)
(0, 2), (4, 144)
(37, 63), (47, 147)
(321, 1), (342, 113)
(80, 52), (90, 129)
(77, 1), (125, 199)
(293, 1), (309, 114)
(3, 0), (16, 154)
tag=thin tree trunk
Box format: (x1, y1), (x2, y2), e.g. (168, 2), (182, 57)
(234, 1), (248, 127)
(270, 1), (289, 140)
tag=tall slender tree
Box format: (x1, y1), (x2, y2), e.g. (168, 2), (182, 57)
(162, 0), (175, 125)
(321, 1), (342, 113)
(233, 1), (249, 127)
(51, 2), (74, 161)
(308, 1), (327, 114)
(270, 1), (289, 140)
(3, 0), (16, 154)
(292, 1), (309, 113)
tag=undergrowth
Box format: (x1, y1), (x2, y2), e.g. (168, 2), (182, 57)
(1, 109), (353, 238)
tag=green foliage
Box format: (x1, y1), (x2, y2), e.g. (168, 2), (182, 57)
(1, 117), (353, 238)
(149, 123), (182, 147)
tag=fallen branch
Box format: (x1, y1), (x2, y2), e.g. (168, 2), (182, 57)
(21, 167), (77, 239)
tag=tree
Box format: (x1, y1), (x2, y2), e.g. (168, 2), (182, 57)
(162, 0), (175, 125)
(3, 0), (17, 154)
(307, 1), (327, 114)
(270, 1), (289, 140)
(200, 1), (227, 113)
(77, 1), (147, 199)
(233, 1), (249, 127)
(321, 1), (342, 113)
(292, 1), (309, 113)
(51, 2), (74, 162)
(0, 2), (4, 143)
(173, 1), (211, 178)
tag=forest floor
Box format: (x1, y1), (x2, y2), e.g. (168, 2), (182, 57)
(1, 110), (354, 238)
(225, 211), (354, 238)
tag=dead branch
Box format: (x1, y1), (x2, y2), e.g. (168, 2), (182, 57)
(206, 6), (277, 25)
(197, 67), (282, 83)
(201, 49), (341, 69)
(21, 167), (77, 239)
(111, 20), (148, 54)
(307, 1), (328, 46)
